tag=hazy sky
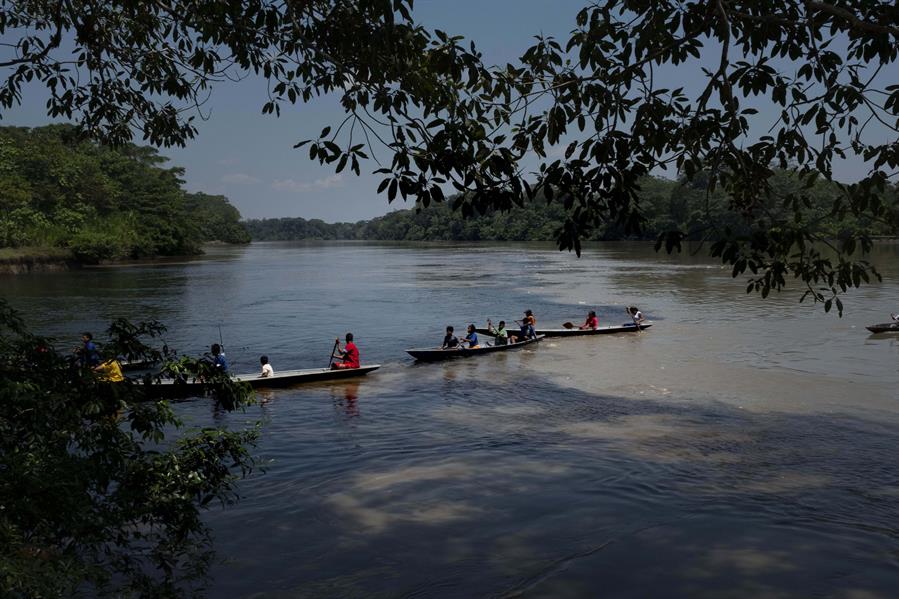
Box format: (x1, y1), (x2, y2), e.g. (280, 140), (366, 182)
(4, 1), (890, 222)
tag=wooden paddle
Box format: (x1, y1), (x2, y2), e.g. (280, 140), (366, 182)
(327, 338), (340, 368)
(562, 322), (575, 329)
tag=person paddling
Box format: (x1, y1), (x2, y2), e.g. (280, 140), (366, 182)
(487, 319), (508, 345)
(579, 310), (599, 330)
(332, 333), (360, 369)
(626, 306), (645, 326)
(518, 309), (537, 340)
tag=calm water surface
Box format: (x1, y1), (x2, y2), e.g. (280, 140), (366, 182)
(5, 241), (899, 598)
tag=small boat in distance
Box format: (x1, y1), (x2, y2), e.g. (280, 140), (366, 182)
(406, 335), (544, 362)
(866, 322), (899, 334)
(476, 323), (652, 338)
(142, 365), (381, 398)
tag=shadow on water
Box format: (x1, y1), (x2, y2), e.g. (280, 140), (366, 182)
(196, 372), (899, 599)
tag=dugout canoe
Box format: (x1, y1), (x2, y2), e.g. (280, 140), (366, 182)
(406, 335), (545, 362)
(476, 323), (652, 338)
(142, 364), (381, 397)
(866, 322), (899, 334)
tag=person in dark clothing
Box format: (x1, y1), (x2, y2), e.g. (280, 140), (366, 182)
(442, 326), (459, 349)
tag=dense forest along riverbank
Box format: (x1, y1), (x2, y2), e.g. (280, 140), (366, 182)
(0, 125), (249, 272)
(5, 241), (899, 597)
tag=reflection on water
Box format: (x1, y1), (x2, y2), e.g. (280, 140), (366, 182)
(4, 241), (899, 597)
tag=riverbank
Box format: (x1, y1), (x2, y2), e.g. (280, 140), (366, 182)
(0, 247), (77, 274)
(0, 246), (216, 275)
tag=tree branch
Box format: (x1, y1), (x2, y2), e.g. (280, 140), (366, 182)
(805, 1), (899, 37)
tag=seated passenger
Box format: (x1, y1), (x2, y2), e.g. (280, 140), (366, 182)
(460, 324), (480, 349)
(442, 326), (460, 349)
(94, 359), (125, 383)
(260, 355), (274, 377)
(518, 309), (537, 340)
(579, 310), (599, 330)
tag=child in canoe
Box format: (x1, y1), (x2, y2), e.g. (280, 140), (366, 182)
(626, 306), (645, 325)
(460, 324), (480, 349)
(486, 319), (509, 345)
(579, 310), (599, 330)
(260, 355), (274, 377)
(442, 326), (460, 349)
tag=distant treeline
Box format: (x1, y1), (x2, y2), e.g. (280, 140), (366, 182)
(245, 170), (898, 242)
(0, 125), (249, 263)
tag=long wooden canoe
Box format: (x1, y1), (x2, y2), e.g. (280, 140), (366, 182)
(142, 364), (380, 397)
(866, 322), (899, 334)
(476, 322), (652, 338)
(406, 335), (545, 362)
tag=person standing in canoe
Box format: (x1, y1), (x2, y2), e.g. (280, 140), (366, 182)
(579, 310), (599, 330)
(460, 324), (480, 349)
(486, 319), (508, 345)
(332, 333), (361, 369)
(442, 326), (460, 349)
(76, 332), (102, 368)
(211, 343), (229, 372)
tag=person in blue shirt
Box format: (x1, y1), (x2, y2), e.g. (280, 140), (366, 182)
(210, 343), (228, 372)
(77, 332), (101, 367)
(460, 324), (480, 349)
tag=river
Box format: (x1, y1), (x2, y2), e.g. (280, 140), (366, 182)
(4, 241), (899, 598)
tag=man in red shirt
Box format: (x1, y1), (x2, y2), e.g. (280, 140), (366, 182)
(332, 332), (360, 369)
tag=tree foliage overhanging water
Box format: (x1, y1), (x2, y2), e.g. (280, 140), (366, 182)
(2, 1), (898, 309)
(0, 125), (249, 263)
(0, 300), (261, 597)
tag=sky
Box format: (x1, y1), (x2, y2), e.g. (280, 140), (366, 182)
(3, 1), (891, 222)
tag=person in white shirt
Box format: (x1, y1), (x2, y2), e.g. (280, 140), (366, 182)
(627, 306), (645, 325)
(260, 355), (274, 377)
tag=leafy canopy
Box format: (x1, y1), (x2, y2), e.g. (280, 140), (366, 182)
(2, 0), (898, 312)
(0, 301), (260, 597)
